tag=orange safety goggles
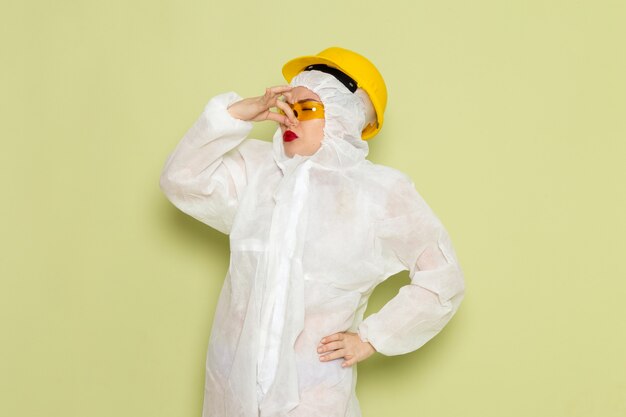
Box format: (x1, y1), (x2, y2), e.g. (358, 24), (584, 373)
(278, 100), (325, 121)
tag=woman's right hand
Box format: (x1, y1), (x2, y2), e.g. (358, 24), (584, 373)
(227, 85), (299, 127)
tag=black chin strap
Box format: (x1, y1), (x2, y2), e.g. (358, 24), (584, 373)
(303, 64), (358, 93)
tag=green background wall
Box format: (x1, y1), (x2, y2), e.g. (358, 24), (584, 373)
(2, 1), (625, 416)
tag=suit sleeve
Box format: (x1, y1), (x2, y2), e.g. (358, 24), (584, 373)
(357, 176), (466, 356)
(159, 91), (267, 234)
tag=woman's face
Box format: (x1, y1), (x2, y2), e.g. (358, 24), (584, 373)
(280, 86), (325, 158)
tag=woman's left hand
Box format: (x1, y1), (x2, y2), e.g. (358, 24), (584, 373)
(317, 331), (377, 368)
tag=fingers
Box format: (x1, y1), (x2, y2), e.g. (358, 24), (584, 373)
(317, 340), (343, 354)
(274, 100), (298, 126)
(320, 333), (344, 344)
(262, 85), (292, 105)
(319, 333), (348, 362)
(266, 113), (296, 127)
(319, 348), (347, 362)
(257, 85), (296, 126)
(342, 355), (357, 367)
(318, 332), (366, 368)
(266, 85), (293, 95)
(264, 110), (291, 125)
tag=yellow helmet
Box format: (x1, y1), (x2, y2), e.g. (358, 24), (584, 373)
(282, 46), (387, 140)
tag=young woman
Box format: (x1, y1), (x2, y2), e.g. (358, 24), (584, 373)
(160, 47), (465, 417)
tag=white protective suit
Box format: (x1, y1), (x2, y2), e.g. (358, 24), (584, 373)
(159, 70), (465, 417)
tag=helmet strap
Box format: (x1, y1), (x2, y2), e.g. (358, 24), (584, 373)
(303, 64), (358, 93)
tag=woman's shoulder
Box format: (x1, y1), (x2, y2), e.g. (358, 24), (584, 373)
(354, 161), (436, 220)
(357, 161), (415, 191)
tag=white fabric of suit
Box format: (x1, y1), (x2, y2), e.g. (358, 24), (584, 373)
(159, 70), (466, 417)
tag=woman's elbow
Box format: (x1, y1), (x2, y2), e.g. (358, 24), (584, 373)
(159, 168), (185, 204)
